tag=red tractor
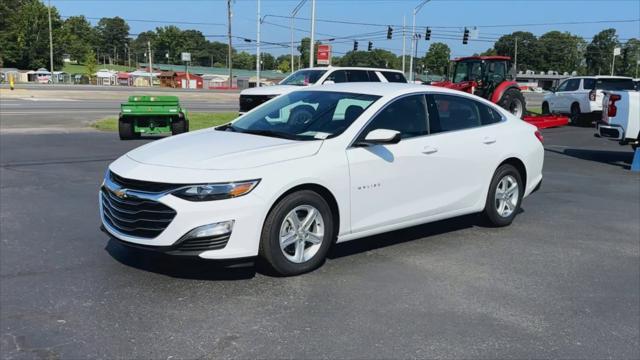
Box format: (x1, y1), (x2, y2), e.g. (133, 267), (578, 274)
(431, 56), (568, 128)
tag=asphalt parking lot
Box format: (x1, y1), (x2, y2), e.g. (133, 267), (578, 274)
(1, 124), (638, 358)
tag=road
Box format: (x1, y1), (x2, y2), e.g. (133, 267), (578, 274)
(0, 98), (239, 129)
(0, 123), (638, 358)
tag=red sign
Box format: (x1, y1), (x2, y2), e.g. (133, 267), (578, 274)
(317, 44), (331, 65)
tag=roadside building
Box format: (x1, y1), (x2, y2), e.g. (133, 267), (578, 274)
(117, 72), (132, 86)
(175, 72), (203, 89)
(202, 74), (229, 89)
(95, 69), (118, 86)
(516, 70), (574, 90)
(27, 68), (52, 83)
(52, 71), (68, 83)
(159, 71), (179, 88)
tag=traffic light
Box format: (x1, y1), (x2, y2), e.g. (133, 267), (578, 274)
(387, 26), (393, 40)
(353, 41), (358, 51)
(425, 27), (431, 41)
(463, 28), (469, 44)
(368, 41), (373, 51)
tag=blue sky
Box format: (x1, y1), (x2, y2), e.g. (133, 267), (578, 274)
(53, 0), (640, 58)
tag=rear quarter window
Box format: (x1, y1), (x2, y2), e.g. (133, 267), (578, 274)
(381, 71), (407, 83)
(594, 78), (635, 91)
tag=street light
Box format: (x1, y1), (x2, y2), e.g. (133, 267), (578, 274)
(409, 0), (431, 82)
(290, 0), (308, 73)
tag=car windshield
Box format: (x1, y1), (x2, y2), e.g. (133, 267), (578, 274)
(593, 78), (635, 90)
(220, 91), (380, 141)
(453, 61), (483, 83)
(279, 70), (327, 86)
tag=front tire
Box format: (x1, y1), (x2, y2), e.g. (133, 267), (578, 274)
(482, 164), (523, 227)
(498, 88), (526, 119)
(259, 190), (334, 276)
(542, 102), (550, 115)
(171, 117), (188, 135)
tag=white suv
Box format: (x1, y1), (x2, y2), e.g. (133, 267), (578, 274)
(542, 76), (635, 125)
(239, 67), (407, 114)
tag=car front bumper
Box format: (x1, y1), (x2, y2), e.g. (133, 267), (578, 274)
(99, 183), (267, 260)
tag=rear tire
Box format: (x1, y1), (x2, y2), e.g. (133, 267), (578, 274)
(570, 103), (589, 126)
(171, 118), (188, 135)
(498, 88), (526, 119)
(118, 118), (138, 140)
(482, 164), (523, 227)
(259, 190), (334, 276)
(542, 102), (550, 115)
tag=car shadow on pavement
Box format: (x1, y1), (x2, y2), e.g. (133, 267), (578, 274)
(105, 239), (257, 280)
(328, 214), (485, 259)
(545, 147), (634, 169)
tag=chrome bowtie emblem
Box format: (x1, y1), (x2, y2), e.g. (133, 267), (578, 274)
(113, 188), (128, 199)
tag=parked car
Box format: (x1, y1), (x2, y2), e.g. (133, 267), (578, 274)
(239, 67), (407, 114)
(100, 83), (544, 276)
(542, 76), (635, 126)
(596, 90), (640, 150)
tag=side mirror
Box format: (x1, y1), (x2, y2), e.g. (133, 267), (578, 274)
(323, 80), (335, 85)
(357, 129), (401, 146)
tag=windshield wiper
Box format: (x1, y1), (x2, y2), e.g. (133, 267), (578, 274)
(216, 123), (239, 132)
(240, 129), (301, 140)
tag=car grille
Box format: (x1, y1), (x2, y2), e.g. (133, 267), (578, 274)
(109, 171), (180, 193)
(174, 234), (230, 253)
(101, 187), (176, 239)
(239, 94), (274, 112)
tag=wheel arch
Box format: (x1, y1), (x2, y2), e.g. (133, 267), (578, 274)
(497, 157), (527, 189)
(489, 81), (521, 103)
(266, 183), (341, 240)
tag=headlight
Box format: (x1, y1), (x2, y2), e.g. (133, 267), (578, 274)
(171, 179), (260, 201)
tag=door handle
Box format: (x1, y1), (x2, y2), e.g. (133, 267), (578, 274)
(422, 146), (438, 154)
(482, 137), (496, 145)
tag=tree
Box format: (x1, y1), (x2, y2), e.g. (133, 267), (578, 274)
(586, 29), (620, 75)
(96, 17), (130, 65)
(338, 49), (398, 68)
(85, 49), (97, 80)
(0, 0), (65, 69)
(494, 31), (540, 72)
(423, 42), (450, 75)
(538, 31), (585, 74)
(60, 16), (95, 63)
(131, 31), (157, 66)
(620, 38), (640, 77)
(278, 59), (291, 73)
(260, 53), (276, 70)
(233, 51), (253, 69)
(181, 29), (209, 66)
(154, 26), (183, 64)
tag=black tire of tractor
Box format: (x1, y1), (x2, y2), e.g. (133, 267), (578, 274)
(118, 118), (138, 140)
(171, 118), (188, 135)
(498, 88), (526, 119)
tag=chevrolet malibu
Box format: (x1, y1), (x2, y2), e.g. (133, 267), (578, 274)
(100, 83), (544, 276)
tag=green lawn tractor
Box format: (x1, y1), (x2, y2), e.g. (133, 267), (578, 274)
(118, 95), (189, 140)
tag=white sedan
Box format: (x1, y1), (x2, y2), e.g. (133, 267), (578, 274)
(100, 83), (544, 276)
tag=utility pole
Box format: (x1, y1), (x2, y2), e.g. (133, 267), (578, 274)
(291, 0), (307, 74)
(256, 0), (261, 87)
(227, 0), (233, 89)
(636, 51), (639, 78)
(402, 15), (406, 74)
(514, 37), (518, 74)
(309, 0), (316, 68)
(147, 41), (153, 87)
(409, 0), (431, 82)
(47, 0), (54, 80)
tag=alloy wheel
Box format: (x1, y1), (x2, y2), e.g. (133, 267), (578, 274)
(279, 205), (325, 263)
(495, 175), (519, 218)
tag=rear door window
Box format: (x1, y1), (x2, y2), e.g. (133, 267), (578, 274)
(326, 70), (347, 83)
(583, 78), (595, 90)
(347, 70), (372, 82)
(594, 78), (635, 90)
(427, 94), (490, 133)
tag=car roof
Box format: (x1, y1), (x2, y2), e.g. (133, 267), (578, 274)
(571, 75), (633, 79)
(304, 66), (404, 73)
(294, 82), (466, 97)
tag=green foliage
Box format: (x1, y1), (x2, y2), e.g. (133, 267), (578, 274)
(0, 0), (65, 69)
(538, 31), (586, 74)
(84, 49), (97, 79)
(424, 42), (451, 75)
(494, 31), (540, 72)
(338, 49), (399, 69)
(96, 17), (129, 65)
(620, 38), (640, 77)
(60, 15), (95, 63)
(233, 52), (254, 70)
(278, 59), (291, 73)
(93, 112), (237, 132)
(585, 29), (620, 75)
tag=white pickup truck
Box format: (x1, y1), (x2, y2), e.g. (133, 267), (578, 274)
(596, 90), (640, 150)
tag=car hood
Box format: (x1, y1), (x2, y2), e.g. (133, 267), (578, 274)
(240, 84), (305, 96)
(126, 129), (322, 170)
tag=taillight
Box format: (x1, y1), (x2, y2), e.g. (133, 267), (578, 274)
(534, 130), (544, 143)
(589, 90), (596, 101)
(607, 94), (621, 117)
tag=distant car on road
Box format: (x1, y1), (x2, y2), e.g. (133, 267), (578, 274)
(542, 76), (635, 126)
(239, 67), (407, 114)
(100, 83), (544, 276)
(596, 90), (640, 150)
